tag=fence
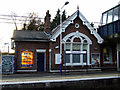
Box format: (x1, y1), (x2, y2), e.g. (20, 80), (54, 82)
(1, 55), (14, 74)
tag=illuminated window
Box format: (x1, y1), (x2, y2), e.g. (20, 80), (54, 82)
(103, 47), (112, 64)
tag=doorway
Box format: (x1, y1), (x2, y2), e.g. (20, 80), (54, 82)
(37, 53), (44, 72)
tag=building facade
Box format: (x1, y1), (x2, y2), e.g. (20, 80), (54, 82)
(99, 4), (120, 71)
(12, 9), (104, 73)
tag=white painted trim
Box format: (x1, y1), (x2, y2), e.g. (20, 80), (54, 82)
(49, 49), (51, 52)
(63, 31), (92, 44)
(117, 50), (120, 71)
(117, 43), (120, 71)
(50, 10), (103, 44)
(17, 70), (37, 72)
(36, 49), (46, 53)
(36, 49), (46, 72)
(49, 49), (51, 72)
(87, 45), (90, 65)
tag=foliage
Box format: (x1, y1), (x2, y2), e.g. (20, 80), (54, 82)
(21, 9), (68, 31)
(22, 13), (44, 31)
(51, 9), (67, 30)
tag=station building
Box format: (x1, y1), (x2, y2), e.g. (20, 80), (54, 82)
(12, 9), (104, 72)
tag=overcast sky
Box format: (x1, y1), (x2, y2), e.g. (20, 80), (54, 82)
(0, 0), (120, 52)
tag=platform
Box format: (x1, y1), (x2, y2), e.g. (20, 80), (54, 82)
(0, 71), (120, 89)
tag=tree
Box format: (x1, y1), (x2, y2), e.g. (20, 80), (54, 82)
(62, 10), (67, 22)
(22, 13), (44, 31)
(51, 9), (67, 30)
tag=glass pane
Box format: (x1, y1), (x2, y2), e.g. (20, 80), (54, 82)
(83, 54), (87, 63)
(72, 43), (80, 51)
(73, 54), (80, 63)
(102, 13), (107, 25)
(66, 43), (70, 50)
(65, 54), (70, 63)
(103, 47), (112, 63)
(108, 23), (113, 35)
(113, 7), (118, 21)
(83, 44), (87, 50)
(107, 10), (113, 23)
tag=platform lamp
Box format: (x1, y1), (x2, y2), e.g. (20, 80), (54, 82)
(60, 1), (69, 75)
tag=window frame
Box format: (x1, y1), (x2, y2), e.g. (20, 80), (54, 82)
(64, 38), (89, 66)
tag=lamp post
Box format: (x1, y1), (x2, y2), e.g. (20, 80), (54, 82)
(60, 1), (69, 75)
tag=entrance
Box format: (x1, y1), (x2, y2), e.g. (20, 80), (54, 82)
(37, 53), (44, 72)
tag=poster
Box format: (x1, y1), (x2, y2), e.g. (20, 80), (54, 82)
(55, 54), (61, 64)
(21, 51), (33, 68)
(91, 53), (100, 67)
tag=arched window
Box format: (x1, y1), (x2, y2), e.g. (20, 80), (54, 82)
(63, 31), (92, 66)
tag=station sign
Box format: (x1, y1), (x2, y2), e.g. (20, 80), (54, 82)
(65, 51), (86, 54)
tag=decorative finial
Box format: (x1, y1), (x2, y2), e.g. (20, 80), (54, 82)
(77, 5), (79, 10)
(77, 5), (79, 16)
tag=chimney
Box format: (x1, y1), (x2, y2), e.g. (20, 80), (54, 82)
(44, 10), (51, 34)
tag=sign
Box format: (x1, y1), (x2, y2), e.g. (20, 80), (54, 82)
(2, 55), (14, 74)
(91, 53), (100, 67)
(66, 51), (86, 54)
(55, 54), (61, 64)
(21, 51), (33, 68)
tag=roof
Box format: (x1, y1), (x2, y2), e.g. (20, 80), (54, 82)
(12, 30), (49, 42)
(50, 9), (104, 44)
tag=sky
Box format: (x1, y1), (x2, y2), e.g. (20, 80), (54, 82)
(0, 0), (120, 53)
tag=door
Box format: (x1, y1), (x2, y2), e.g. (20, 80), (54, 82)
(37, 53), (44, 72)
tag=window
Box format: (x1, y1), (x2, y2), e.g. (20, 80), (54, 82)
(65, 54), (70, 63)
(73, 43), (81, 51)
(63, 32), (92, 66)
(107, 10), (113, 24)
(113, 7), (119, 21)
(83, 44), (87, 50)
(65, 41), (88, 65)
(103, 47), (112, 64)
(102, 13), (107, 25)
(64, 32), (91, 66)
(73, 54), (80, 63)
(66, 43), (70, 51)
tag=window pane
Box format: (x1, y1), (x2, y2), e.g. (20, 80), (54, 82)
(102, 13), (107, 25)
(66, 43), (70, 50)
(83, 44), (87, 50)
(103, 47), (112, 63)
(107, 10), (113, 23)
(65, 54), (70, 63)
(113, 7), (118, 21)
(73, 43), (80, 51)
(83, 54), (87, 63)
(73, 54), (80, 63)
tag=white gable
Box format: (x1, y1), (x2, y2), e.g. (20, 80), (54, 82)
(50, 10), (103, 44)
